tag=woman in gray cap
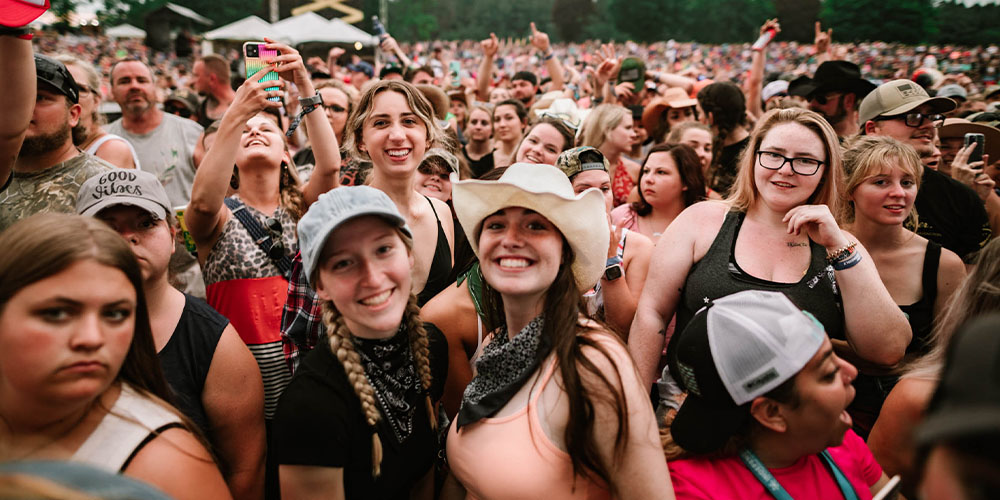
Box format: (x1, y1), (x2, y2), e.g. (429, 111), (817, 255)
(273, 186), (446, 499)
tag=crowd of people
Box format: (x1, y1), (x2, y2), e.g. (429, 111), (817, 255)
(3, 8), (1000, 499)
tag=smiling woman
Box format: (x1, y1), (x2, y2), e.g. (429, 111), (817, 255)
(442, 163), (674, 499)
(628, 109), (912, 425)
(0, 213), (231, 500)
(274, 187), (446, 500)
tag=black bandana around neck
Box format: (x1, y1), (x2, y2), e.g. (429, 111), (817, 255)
(456, 315), (551, 429)
(354, 327), (422, 444)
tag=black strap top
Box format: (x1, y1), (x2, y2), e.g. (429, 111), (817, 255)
(671, 211), (845, 369)
(417, 196), (452, 306)
(898, 241), (941, 355)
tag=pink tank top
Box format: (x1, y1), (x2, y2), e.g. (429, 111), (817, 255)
(446, 358), (611, 500)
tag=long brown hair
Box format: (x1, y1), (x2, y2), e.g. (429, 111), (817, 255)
(0, 214), (173, 403)
(631, 143), (706, 216)
(480, 240), (631, 491)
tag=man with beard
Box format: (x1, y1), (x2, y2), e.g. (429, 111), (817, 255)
(192, 54), (234, 128)
(106, 59), (203, 209)
(105, 58), (205, 297)
(790, 61), (875, 140)
(0, 54), (114, 232)
(861, 79), (991, 262)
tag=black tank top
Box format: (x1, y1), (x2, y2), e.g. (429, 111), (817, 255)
(899, 241), (941, 355)
(673, 211), (845, 358)
(158, 294), (227, 435)
(416, 196), (452, 306)
(463, 146), (495, 179)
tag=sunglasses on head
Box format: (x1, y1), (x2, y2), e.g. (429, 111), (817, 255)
(323, 103), (346, 113)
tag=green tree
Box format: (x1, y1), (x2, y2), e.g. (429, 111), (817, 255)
(552, 0), (595, 42)
(821, 0), (936, 44)
(609, 0), (670, 41)
(775, 0), (820, 43)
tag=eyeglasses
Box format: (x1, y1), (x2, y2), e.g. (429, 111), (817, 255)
(756, 151), (824, 176)
(164, 103), (192, 119)
(875, 112), (945, 128)
(323, 103), (346, 114)
(811, 92), (843, 105)
(263, 216), (285, 260)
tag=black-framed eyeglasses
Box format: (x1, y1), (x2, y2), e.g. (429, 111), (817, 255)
(263, 216), (285, 260)
(874, 112), (945, 128)
(756, 151), (824, 176)
(323, 103), (347, 113)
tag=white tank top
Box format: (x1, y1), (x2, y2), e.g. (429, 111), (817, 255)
(72, 384), (183, 472)
(85, 134), (142, 170)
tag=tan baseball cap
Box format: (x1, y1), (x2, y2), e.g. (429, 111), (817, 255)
(858, 79), (956, 125)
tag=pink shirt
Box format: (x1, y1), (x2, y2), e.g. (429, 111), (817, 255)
(669, 430), (882, 500)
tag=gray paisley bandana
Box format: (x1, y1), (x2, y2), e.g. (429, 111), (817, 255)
(456, 315), (551, 429)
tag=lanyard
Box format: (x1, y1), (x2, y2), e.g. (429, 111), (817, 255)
(738, 448), (860, 500)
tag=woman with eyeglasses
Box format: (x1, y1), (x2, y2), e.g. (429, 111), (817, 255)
(628, 108), (912, 410)
(292, 80), (354, 184)
(577, 104), (641, 207)
(57, 55), (140, 170)
(186, 39), (340, 450)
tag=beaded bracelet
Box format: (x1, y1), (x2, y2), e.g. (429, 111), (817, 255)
(825, 241), (858, 264)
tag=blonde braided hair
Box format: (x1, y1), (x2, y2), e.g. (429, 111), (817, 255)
(403, 294), (438, 432)
(320, 289), (438, 477)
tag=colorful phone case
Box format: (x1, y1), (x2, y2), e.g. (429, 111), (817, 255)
(244, 42), (281, 102)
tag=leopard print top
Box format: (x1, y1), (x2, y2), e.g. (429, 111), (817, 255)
(202, 195), (298, 285)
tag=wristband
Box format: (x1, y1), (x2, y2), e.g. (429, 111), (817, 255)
(832, 250), (862, 271)
(541, 52), (554, 61)
(285, 91), (321, 138)
(606, 256), (623, 267)
(0, 26), (32, 39)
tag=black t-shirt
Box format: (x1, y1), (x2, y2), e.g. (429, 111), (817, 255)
(914, 167), (991, 262)
(462, 146), (495, 179)
(273, 323), (448, 499)
(158, 294), (227, 435)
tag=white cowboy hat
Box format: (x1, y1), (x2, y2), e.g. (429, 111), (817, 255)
(451, 163), (610, 291)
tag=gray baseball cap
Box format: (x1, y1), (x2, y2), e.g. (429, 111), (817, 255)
(77, 169), (171, 220)
(297, 186), (412, 286)
(858, 79), (957, 125)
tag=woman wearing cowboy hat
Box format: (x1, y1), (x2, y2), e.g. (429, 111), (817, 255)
(443, 163), (673, 499)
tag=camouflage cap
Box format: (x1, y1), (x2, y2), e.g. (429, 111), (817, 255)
(556, 146), (609, 180)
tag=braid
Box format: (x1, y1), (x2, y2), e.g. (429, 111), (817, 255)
(403, 294), (438, 432)
(279, 161), (306, 221)
(321, 302), (384, 477)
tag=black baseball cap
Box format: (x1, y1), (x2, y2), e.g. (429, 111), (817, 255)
(35, 54), (80, 104)
(380, 63), (403, 79)
(916, 314), (1000, 447)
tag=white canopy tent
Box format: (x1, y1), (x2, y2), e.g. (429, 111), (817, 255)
(271, 12), (376, 46)
(105, 23), (146, 39)
(203, 15), (287, 42)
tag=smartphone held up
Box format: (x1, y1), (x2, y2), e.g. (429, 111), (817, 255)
(243, 41), (282, 102)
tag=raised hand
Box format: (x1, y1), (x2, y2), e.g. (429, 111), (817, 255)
(480, 32), (499, 59)
(814, 21), (833, 55)
(529, 22), (551, 53)
(593, 43), (620, 84)
(264, 39), (308, 88)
